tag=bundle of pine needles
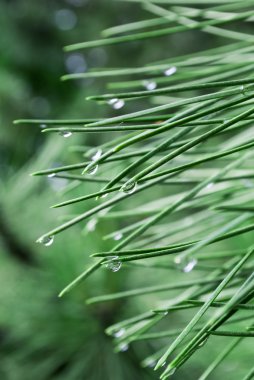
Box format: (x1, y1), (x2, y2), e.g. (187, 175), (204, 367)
(15, 1), (254, 378)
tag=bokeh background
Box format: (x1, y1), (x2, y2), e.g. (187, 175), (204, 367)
(0, 1), (253, 379)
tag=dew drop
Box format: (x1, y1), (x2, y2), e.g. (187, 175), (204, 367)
(92, 149), (102, 161)
(40, 124), (47, 129)
(164, 66), (177, 76)
(119, 342), (129, 352)
(37, 235), (54, 247)
(113, 232), (123, 241)
(240, 84), (246, 95)
(143, 80), (157, 91)
(59, 131), (72, 138)
(206, 182), (214, 189)
(113, 328), (125, 338)
(157, 310), (168, 316)
(104, 256), (122, 272)
(86, 218), (97, 232)
(183, 258), (197, 273)
(86, 149), (101, 176)
(86, 163), (98, 175)
(98, 208), (109, 217)
(167, 367), (176, 376)
(198, 337), (208, 348)
(47, 173), (56, 178)
(101, 193), (108, 199)
(145, 358), (156, 368)
(121, 180), (137, 194)
(243, 179), (254, 188)
(108, 98), (125, 110)
(175, 255), (197, 273)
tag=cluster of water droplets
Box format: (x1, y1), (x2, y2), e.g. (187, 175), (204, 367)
(37, 235), (54, 247)
(112, 325), (129, 351)
(174, 254), (197, 273)
(104, 255), (122, 272)
(121, 180), (137, 194)
(59, 130), (72, 138)
(108, 98), (125, 110)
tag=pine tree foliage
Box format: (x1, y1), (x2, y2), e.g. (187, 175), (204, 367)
(16, 1), (254, 378)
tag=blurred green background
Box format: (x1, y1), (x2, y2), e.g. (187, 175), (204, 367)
(0, 1), (252, 379)
(0, 1), (165, 379)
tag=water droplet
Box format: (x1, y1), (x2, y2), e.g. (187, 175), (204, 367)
(113, 328), (125, 338)
(104, 256), (122, 272)
(119, 342), (129, 352)
(198, 337), (208, 348)
(143, 80), (157, 91)
(167, 367), (176, 376)
(40, 124), (47, 129)
(113, 232), (123, 241)
(108, 98), (125, 110)
(240, 84), (246, 95)
(206, 182), (214, 189)
(175, 255), (197, 273)
(86, 163), (98, 175)
(47, 173), (56, 178)
(59, 131), (72, 138)
(156, 310), (168, 316)
(86, 218), (97, 232)
(183, 258), (197, 273)
(98, 208), (109, 217)
(92, 149), (102, 161)
(164, 66), (177, 76)
(145, 358), (156, 368)
(85, 149), (101, 176)
(101, 193), (108, 199)
(121, 180), (137, 194)
(243, 179), (254, 188)
(37, 235), (54, 246)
